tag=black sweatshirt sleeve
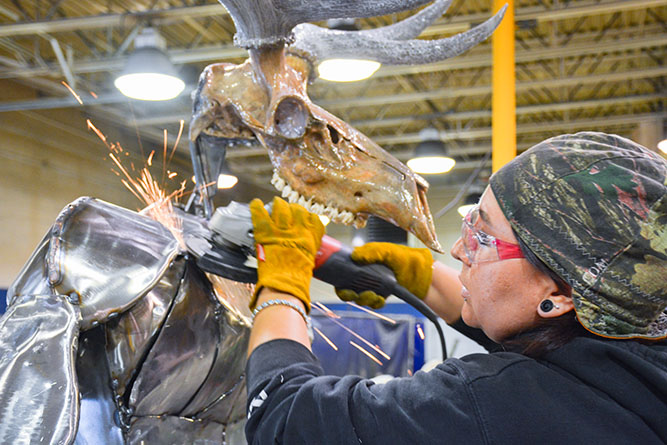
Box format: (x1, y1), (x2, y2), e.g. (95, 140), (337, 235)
(245, 339), (487, 444)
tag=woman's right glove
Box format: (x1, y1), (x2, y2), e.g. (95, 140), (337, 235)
(335, 242), (434, 309)
(249, 197), (324, 312)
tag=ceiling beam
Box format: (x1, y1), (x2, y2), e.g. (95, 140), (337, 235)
(319, 67), (667, 108)
(373, 112), (666, 145)
(1, 53), (663, 114)
(0, 4), (225, 38)
(0, 0), (661, 39)
(5, 62), (659, 115)
(213, 112), (666, 166)
(375, 34), (667, 79)
(126, 91), (663, 131)
(0, 11), (663, 80)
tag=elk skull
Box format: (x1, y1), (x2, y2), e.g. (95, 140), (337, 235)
(190, 48), (442, 251)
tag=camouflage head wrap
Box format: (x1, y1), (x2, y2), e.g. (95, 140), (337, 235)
(490, 132), (667, 340)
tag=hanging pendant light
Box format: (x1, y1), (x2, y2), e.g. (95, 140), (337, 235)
(114, 27), (185, 101)
(658, 138), (667, 154)
(457, 192), (483, 217)
(216, 162), (238, 189)
(317, 19), (381, 82)
(407, 128), (456, 174)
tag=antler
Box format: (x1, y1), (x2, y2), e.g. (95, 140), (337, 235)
(218, 0), (434, 48)
(290, 1), (508, 66)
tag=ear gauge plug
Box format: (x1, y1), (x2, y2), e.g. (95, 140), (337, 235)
(540, 299), (560, 312)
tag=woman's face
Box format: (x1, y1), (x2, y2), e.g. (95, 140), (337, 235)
(451, 187), (560, 342)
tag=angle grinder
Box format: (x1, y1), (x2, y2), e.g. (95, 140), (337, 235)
(184, 201), (447, 359)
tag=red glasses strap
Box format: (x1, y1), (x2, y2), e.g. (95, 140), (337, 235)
(495, 239), (524, 260)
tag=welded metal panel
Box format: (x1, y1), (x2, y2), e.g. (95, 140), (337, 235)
(74, 326), (125, 445)
(126, 415), (224, 444)
(48, 197), (180, 329)
(129, 262), (219, 416)
(105, 257), (186, 399)
(6, 231), (53, 307)
(181, 308), (249, 421)
(0, 294), (79, 445)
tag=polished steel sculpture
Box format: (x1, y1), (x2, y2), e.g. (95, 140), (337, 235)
(0, 1), (505, 443)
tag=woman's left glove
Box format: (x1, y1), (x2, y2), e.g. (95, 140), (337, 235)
(249, 196), (325, 312)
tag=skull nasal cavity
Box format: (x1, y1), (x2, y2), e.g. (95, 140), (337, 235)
(274, 97), (308, 139)
(327, 125), (340, 144)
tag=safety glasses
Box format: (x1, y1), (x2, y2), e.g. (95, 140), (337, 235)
(461, 205), (524, 264)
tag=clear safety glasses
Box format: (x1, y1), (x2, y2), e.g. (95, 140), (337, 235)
(461, 205), (524, 264)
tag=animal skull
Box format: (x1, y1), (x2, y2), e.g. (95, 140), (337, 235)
(190, 47), (442, 251)
(189, 0), (506, 253)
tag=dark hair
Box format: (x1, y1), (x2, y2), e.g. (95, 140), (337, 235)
(501, 230), (592, 358)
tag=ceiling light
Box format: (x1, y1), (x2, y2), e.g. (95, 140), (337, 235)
(658, 138), (667, 154)
(317, 19), (381, 82)
(114, 28), (185, 101)
(216, 160), (238, 189)
(457, 193), (483, 218)
(217, 173), (238, 189)
(407, 128), (456, 174)
(318, 59), (381, 82)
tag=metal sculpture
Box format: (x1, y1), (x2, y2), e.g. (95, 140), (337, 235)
(0, 1), (505, 443)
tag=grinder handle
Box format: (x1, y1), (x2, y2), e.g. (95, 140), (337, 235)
(312, 235), (447, 359)
(313, 235), (397, 297)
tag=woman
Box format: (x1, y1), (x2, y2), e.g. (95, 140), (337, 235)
(245, 132), (666, 444)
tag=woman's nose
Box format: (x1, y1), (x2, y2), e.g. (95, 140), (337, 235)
(451, 237), (469, 266)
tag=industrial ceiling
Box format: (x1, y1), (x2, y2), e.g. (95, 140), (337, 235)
(1, 0), (665, 196)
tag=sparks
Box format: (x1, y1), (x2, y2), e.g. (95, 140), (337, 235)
(313, 301), (340, 319)
(147, 150), (155, 166)
(345, 302), (396, 324)
(168, 120), (185, 165)
(417, 324), (425, 340)
(314, 327), (338, 351)
(87, 119), (108, 145)
(313, 305), (390, 361)
(349, 341), (383, 366)
(168, 171), (178, 179)
(89, 91), (98, 99)
(62, 81), (83, 105)
(162, 129), (168, 184)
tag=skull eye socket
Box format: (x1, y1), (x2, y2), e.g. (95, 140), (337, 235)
(274, 97), (308, 139)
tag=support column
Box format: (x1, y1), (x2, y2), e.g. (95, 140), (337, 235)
(492, 0), (516, 173)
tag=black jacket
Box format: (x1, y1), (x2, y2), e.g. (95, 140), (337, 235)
(245, 336), (667, 444)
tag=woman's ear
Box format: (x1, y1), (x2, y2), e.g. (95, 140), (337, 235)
(537, 294), (574, 318)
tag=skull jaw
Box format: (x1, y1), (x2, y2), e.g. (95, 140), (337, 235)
(264, 137), (443, 252)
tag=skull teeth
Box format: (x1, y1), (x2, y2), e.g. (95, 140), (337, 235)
(270, 172), (356, 225)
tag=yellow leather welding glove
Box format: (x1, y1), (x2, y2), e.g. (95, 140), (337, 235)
(336, 243), (434, 309)
(249, 196), (324, 313)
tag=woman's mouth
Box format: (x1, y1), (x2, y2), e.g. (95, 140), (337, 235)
(461, 284), (470, 302)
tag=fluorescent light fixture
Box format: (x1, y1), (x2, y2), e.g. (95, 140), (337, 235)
(318, 59), (381, 82)
(114, 28), (185, 101)
(407, 128), (456, 174)
(457, 204), (476, 218)
(217, 172), (238, 189)
(658, 138), (667, 154)
(407, 156), (456, 174)
(115, 71), (184, 101)
(351, 233), (365, 247)
(457, 192), (483, 217)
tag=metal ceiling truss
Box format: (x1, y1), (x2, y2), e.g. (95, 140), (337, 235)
(0, 0), (665, 192)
